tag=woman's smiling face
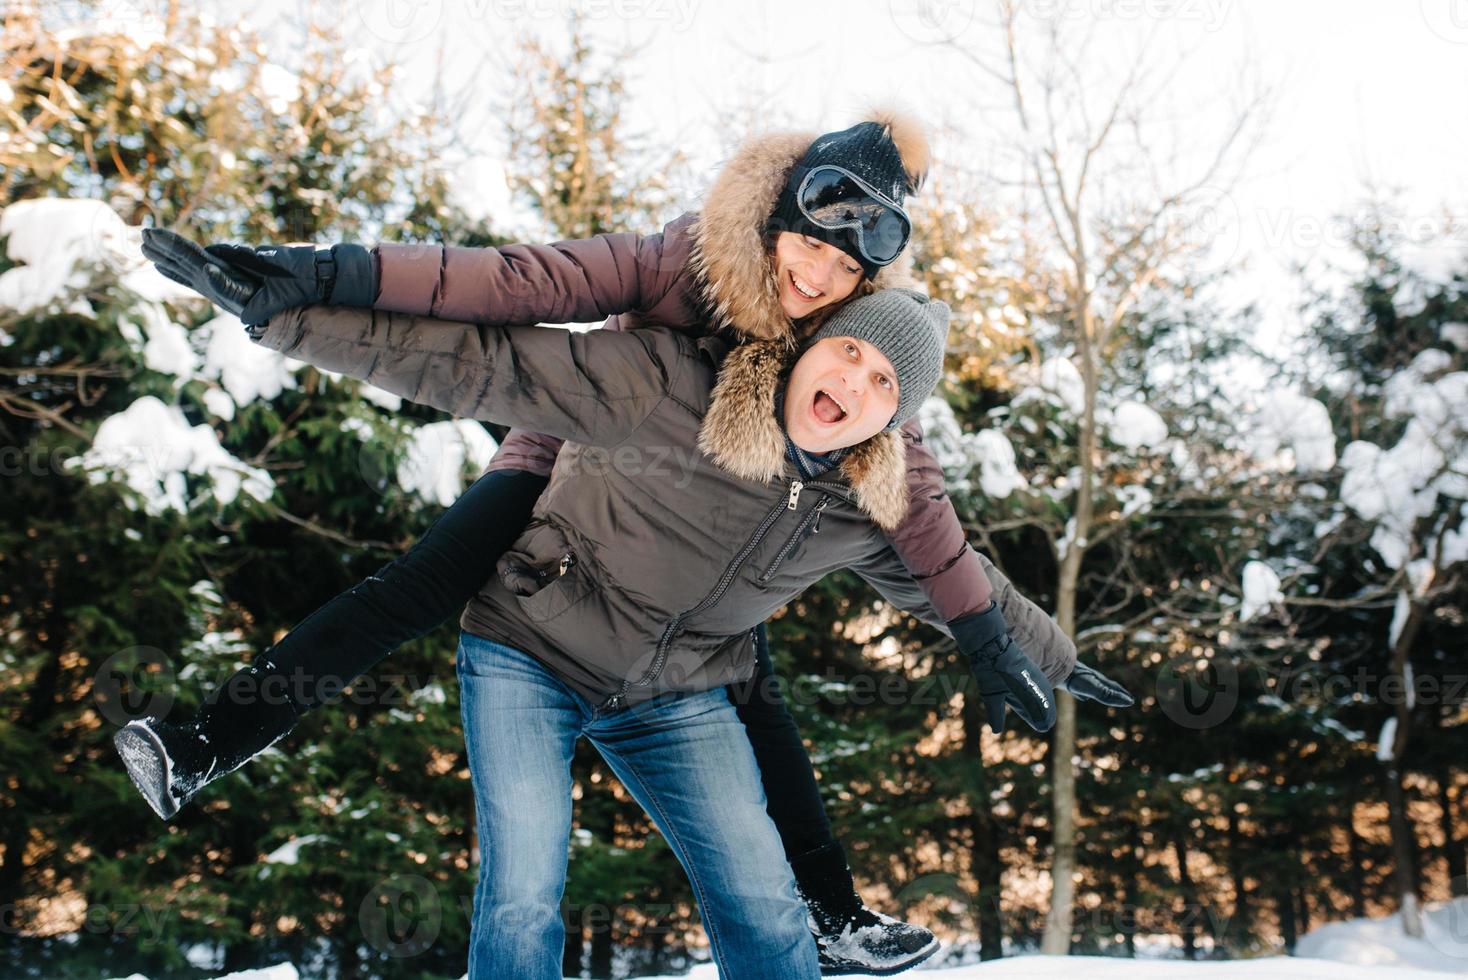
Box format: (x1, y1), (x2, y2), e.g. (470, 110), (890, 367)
(783, 336), (900, 453)
(771, 232), (864, 320)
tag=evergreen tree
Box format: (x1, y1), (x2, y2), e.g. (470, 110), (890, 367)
(1, 5), (504, 976)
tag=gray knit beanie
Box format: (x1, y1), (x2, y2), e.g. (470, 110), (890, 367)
(805, 288), (950, 429)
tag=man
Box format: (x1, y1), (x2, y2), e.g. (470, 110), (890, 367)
(224, 286), (1075, 978)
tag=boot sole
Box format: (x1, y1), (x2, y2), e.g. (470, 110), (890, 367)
(112, 722), (180, 821)
(819, 934), (941, 977)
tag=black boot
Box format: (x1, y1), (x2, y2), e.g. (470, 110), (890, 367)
(112, 658), (301, 820)
(790, 841), (940, 976)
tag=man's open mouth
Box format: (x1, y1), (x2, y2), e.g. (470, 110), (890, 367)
(812, 388), (848, 424)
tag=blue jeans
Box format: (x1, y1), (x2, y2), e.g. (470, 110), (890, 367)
(455, 631), (821, 980)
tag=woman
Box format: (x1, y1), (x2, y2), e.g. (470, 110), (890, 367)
(129, 110), (1132, 974)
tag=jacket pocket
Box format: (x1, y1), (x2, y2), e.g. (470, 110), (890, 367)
(497, 522), (597, 624)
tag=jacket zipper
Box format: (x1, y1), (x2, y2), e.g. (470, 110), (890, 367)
(597, 478), (806, 713)
(757, 495), (831, 584)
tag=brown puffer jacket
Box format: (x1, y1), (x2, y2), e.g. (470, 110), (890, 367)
(362, 116), (994, 622)
(254, 305), (1078, 709)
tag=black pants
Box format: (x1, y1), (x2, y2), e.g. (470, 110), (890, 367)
(259, 468), (834, 860)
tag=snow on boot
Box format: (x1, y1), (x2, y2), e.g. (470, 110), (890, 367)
(112, 659), (300, 820)
(791, 841), (940, 976)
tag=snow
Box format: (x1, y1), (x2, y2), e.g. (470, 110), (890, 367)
(203, 388), (237, 420)
(1338, 383), (1468, 567)
(971, 429), (1025, 498)
(1247, 392), (1337, 473)
(90, 897), (1468, 979)
(1117, 484), (1155, 518)
(396, 420), (499, 506)
(1240, 561), (1283, 621)
(138, 301), (200, 378)
(1108, 400), (1169, 451)
(359, 383), (403, 411)
(0, 197), (210, 338)
(258, 64), (300, 114)
(106, 968), (298, 980)
(1295, 896), (1468, 972)
(1388, 591), (1411, 648)
(0, 198), (132, 314)
(72, 396), (275, 514)
(408, 682), (446, 705)
(918, 397), (1026, 499)
(1443, 323), (1468, 351)
(199, 313), (297, 403)
(1012, 357), (1086, 416)
(1442, 503), (1468, 567)
(261, 835), (324, 866)
(1375, 716), (1398, 763)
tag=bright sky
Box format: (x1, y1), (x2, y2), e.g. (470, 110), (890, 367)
(232, 1), (1468, 340)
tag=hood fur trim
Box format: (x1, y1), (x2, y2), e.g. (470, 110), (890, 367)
(697, 340), (910, 531)
(688, 119), (924, 345)
(689, 130), (815, 344)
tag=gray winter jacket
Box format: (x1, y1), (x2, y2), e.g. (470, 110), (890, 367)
(253, 304), (1078, 710)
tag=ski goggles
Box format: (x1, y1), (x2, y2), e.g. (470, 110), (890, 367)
(794, 165), (912, 267)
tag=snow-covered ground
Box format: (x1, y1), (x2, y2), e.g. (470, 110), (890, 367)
(98, 897), (1468, 979)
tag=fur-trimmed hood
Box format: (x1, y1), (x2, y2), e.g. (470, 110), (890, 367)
(687, 109), (930, 530)
(686, 108), (928, 347)
(696, 338), (910, 531)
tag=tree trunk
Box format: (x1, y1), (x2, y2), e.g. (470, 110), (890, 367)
(1344, 804), (1368, 917)
(1295, 884), (1311, 940)
(589, 918), (613, 979)
(961, 690), (1006, 960)
(1042, 278), (1098, 956)
(1042, 692), (1078, 954)
(1041, 518), (1084, 954)
(1174, 835), (1198, 960)
(1226, 809), (1252, 952)
(1383, 597), (1426, 938)
(1277, 852), (1298, 955)
(1441, 770), (1467, 897)
(1384, 762), (1424, 937)
(563, 901), (585, 977)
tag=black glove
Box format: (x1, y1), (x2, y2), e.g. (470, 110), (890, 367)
(140, 228), (375, 326)
(1062, 661), (1134, 707)
(950, 601), (1057, 734)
